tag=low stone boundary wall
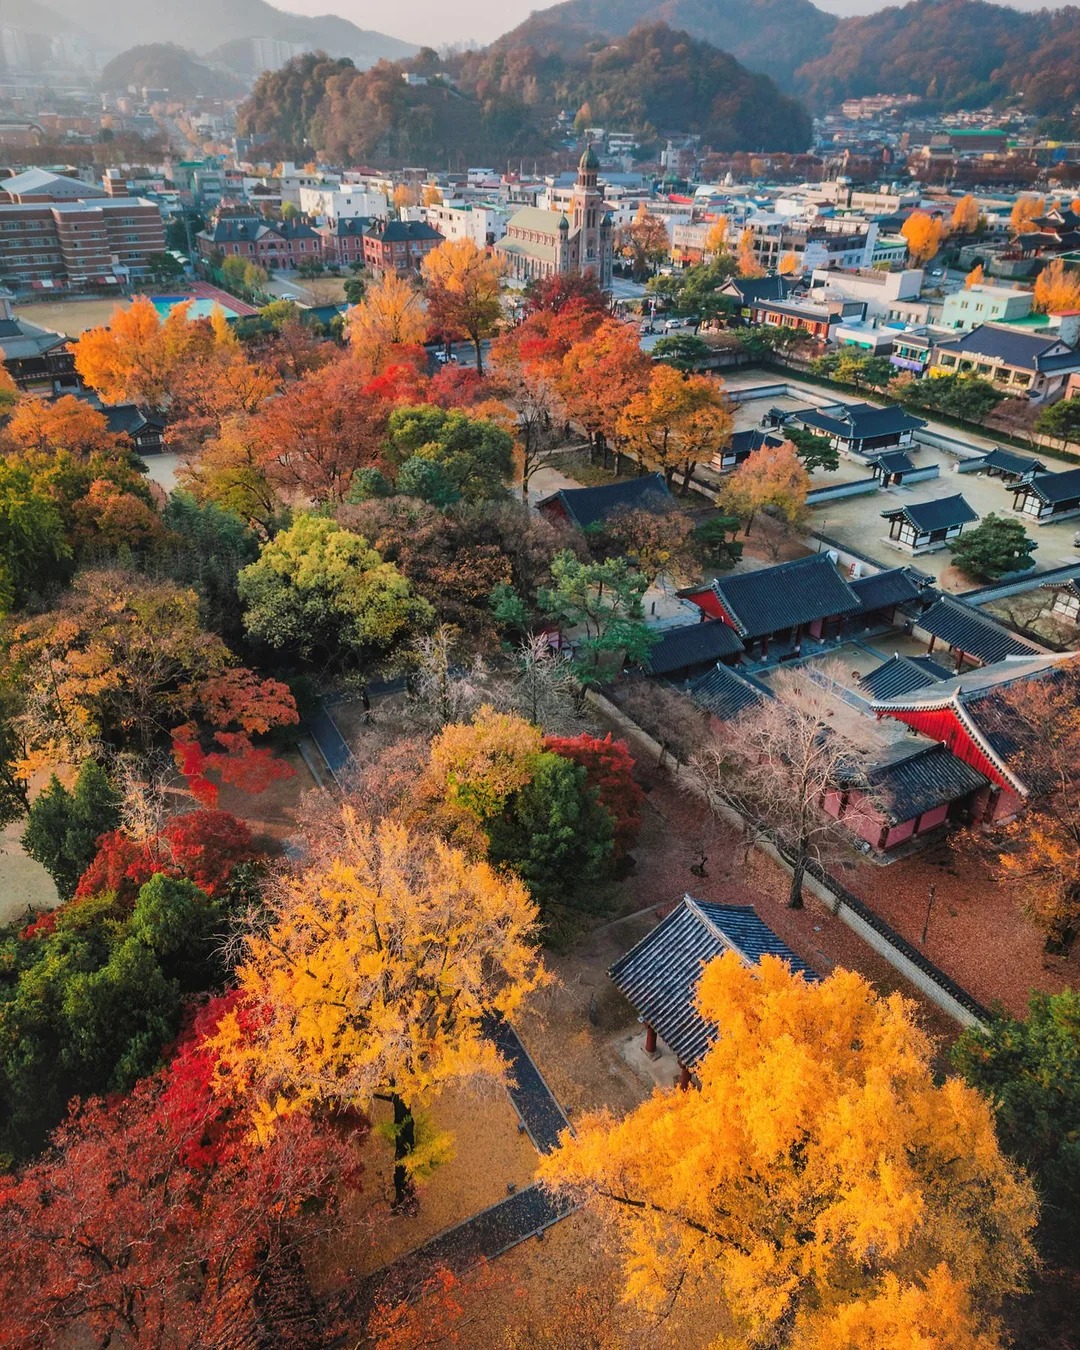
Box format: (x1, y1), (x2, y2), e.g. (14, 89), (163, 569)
(808, 477), (879, 504)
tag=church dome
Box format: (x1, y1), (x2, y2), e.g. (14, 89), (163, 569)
(557, 213), (570, 230)
(579, 144), (600, 172)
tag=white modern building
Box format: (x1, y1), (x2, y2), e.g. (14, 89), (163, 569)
(808, 266), (924, 320)
(424, 199), (509, 247)
(299, 183), (389, 224)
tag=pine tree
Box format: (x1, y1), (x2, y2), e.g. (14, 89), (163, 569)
(22, 761), (120, 900)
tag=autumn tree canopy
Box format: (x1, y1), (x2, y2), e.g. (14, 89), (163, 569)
(347, 271), (428, 378)
(211, 811), (547, 1205)
(901, 210), (947, 266)
(539, 954), (1037, 1348)
(422, 238), (504, 374)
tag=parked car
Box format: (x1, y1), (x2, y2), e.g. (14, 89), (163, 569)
(663, 317), (684, 331)
(639, 320), (655, 334)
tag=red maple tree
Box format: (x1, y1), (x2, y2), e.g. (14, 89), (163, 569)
(545, 732), (643, 858)
(0, 994), (366, 1350)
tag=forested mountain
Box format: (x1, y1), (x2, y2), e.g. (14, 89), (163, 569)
(793, 0), (1068, 111)
(99, 44), (248, 98)
(238, 25), (813, 164)
(501, 0), (1080, 113)
(488, 0), (838, 84)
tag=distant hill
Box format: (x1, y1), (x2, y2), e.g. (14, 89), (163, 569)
(40, 0), (418, 69)
(498, 0), (1080, 112)
(452, 21), (814, 151)
(99, 44), (249, 98)
(794, 0), (1080, 113)
(239, 25), (813, 163)
(491, 0), (837, 84)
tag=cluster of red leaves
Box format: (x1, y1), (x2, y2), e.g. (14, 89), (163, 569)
(24, 810), (257, 939)
(76, 809), (257, 903)
(173, 668), (299, 807)
(0, 994), (366, 1350)
(545, 732), (643, 858)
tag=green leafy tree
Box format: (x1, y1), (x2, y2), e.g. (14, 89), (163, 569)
(0, 875), (223, 1157)
(157, 492), (259, 641)
(343, 276), (367, 305)
(238, 513), (432, 667)
(145, 252), (184, 284)
(785, 425), (840, 474)
(1035, 397), (1080, 446)
(539, 550), (656, 679)
(952, 988), (1080, 1253)
(386, 406), (514, 504)
(22, 762), (120, 901)
(257, 299), (300, 330)
(485, 751), (615, 917)
(949, 513), (1036, 581)
(0, 461), (71, 614)
(651, 333), (712, 372)
(345, 467), (393, 502)
(396, 456), (460, 509)
(899, 373), (1002, 421)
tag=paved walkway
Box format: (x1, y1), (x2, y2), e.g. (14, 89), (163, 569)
(350, 1015), (577, 1316)
(482, 1014), (573, 1154)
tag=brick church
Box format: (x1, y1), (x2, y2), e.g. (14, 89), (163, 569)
(496, 146), (613, 290)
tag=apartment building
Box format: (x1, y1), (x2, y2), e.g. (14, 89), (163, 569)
(424, 199), (509, 248)
(0, 192), (165, 291)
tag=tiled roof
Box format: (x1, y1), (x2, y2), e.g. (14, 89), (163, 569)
(870, 653), (1078, 794)
(727, 429), (783, 458)
(848, 567), (923, 615)
(688, 663), (770, 720)
(861, 744), (987, 822)
(692, 554), (862, 639)
(609, 897), (819, 1067)
(982, 446), (1045, 477)
(860, 653), (952, 700)
(368, 219), (443, 243)
(503, 206), (566, 236)
(934, 323), (1079, 373)
(795, 401), (926, 441)
(497, 235), (557, 264)
(1016, 467), (1080, 505)
(880, 492), (979, 533)
(538, 473), (673, 529)
(871, 450), (915, 474)
(324, 216), (370, 236)
(914, 595), (1037, 663)
(722, 275), (798, 305)
(0, 314), (67, 358)
(644, 620), (744, 676)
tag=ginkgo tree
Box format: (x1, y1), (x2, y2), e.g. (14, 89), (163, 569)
(539, 953), (1038, 1350)
(211, 811), (548, 1208)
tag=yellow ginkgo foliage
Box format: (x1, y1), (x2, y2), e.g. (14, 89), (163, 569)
(212, 810), (548, 1207)
(539, 954), (1037, 1349)
(346, 271), (427, 378)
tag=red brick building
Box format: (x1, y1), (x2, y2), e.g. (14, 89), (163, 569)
(196, 215), (323, 271)
(362, 218), (443, 274)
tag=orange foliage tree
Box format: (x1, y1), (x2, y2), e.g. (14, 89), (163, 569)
(7, 394), (122, 458)
(5, 570), (297, 802)
(1010, 195), (1045, 235)
(557, 318), (651, 451)
(347, 271), (427, 378)
(1033, 257), (1080, 313)
(72, 296), (218, 410)
(736, 227), (763, 277)
(539, 954), (1037, 1348)
(951, 193), (980, 234)
(616, 364), (732, 491)
(422, 238), (505, 375)
(965, 262), (985, 288)
(718, 437), (810, 537)
(901, 211), (947, 266)
(211, 811), (547, 1206)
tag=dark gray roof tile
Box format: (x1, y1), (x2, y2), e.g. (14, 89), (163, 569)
(645, 620), (744, 676)
(880, 493), (979, 533)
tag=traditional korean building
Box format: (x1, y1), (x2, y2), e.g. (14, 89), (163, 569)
(869, 449), (916, 485)
(537, 472), (673, 530)
(910, 594), (1039, 670)
(1011, 466), (1080, 524)
(977, 446), (1046, 483)
(781, 401), (926, 457)
(643, 620), (744, 682)
(687, 662), (770, 723)
(866, 653), (1079, 824)
(709, 428), (783, 473)
(678, 555), (920, 660)
(1041, 577), (1080, 624)
(880, 493), (979, 554)
(609, 895), (819, 1087)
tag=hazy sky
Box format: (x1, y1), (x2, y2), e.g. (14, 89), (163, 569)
(282, 0), (1076, 48)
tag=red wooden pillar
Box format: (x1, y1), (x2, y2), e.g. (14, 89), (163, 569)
(955, 648), (965, 673)
(793, 623), (803, 656)
(760, 634), (770, 658)
(679, 1064), (691, 1091)
(644, 1025), (657, 1054)
(927, 634), (936, 654)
